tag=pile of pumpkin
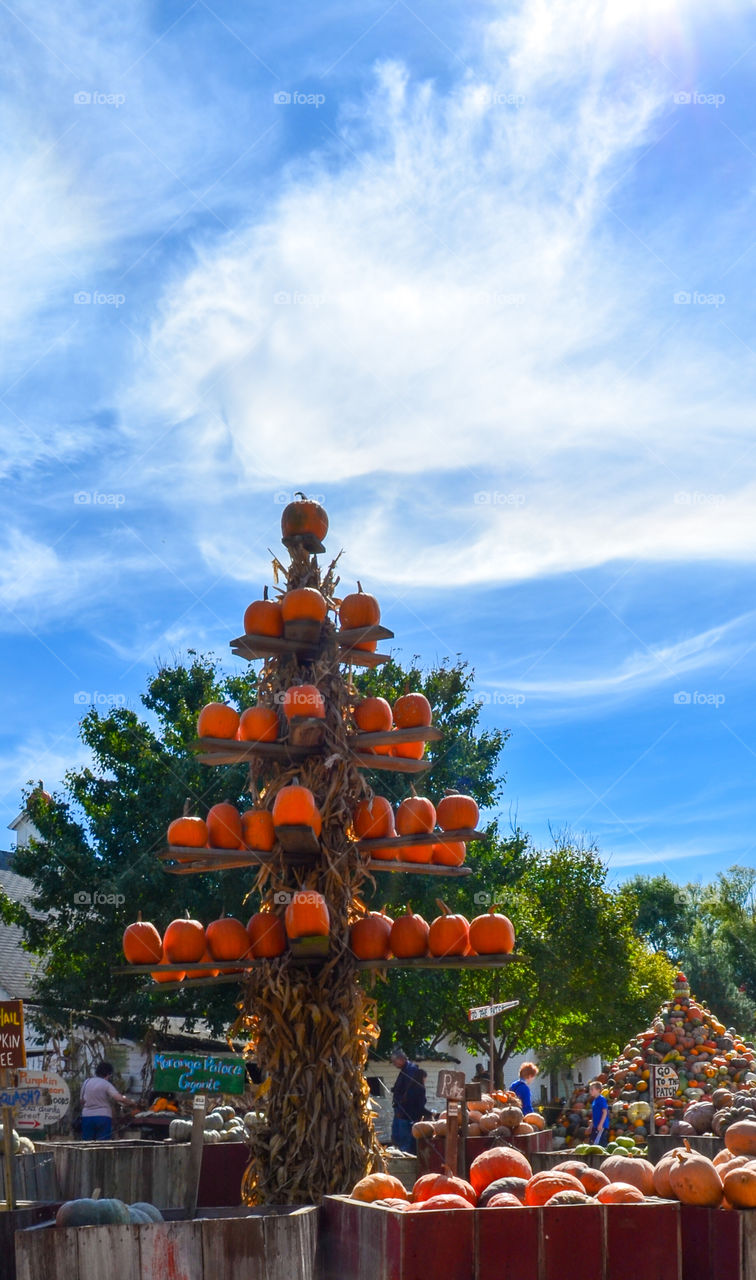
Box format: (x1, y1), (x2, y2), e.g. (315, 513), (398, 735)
(0, 1124), (35, 1154)
(353, 790), (478, 867)
(603, 975), (756, 1137)
(350, 902), (515, 961)
(350, 1120), (756, 1211)
(411, 1092), (543, 1144)
(122, 891), (331, 981)
(555, 1085), (652, 1152)
(169, 1105), (255, 1145)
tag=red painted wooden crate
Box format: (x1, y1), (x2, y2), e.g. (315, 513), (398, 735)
(319, 1196), (475, 1280)
(541, 1202), (604, 1280)
(605, 1202), (681, 1280)
(476, 1206), (539, 1280)
(680, 1204), (756, 1280)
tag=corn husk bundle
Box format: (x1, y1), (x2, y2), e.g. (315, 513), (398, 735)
(233, 545), (386, 1203)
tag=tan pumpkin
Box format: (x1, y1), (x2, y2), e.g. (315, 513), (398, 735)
(652, 1151), (680, 1199)
(523, 1112), (545, 1131)
(351, 1173), (408, 1203)
(601, 1155), (655, 1196)
(525, 1172), (585, 1206)
(668, 1145), (723, 1207)
(725, 1120), (756, 1157)
(469, 1147), (532, 1195)
(411, 1120), (435, 1139)
(723, 1165), (756, 1209)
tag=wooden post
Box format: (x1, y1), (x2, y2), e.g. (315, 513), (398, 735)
(649, 1067), (656, 1136)
(489, 1014), (495, 1094)
(184, 1092), (206, 1216)
(445, 1100), (459, 1178)
(2, 1069), (16, 1210)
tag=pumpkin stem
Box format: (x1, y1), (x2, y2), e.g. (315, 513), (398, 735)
(357, 581), (364, 594)
(294, 491), (307, 500)
(183, 798), (192, 816)
(263, 585), (269, 600)
(435, 898), (450, 916)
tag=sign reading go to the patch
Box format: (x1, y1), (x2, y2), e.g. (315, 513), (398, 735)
(652, 1064), (679, 1099)
(0, 1070), (70, 1129)
(0, 1000), (26, 1069)
(152, 1051), (246, 1096)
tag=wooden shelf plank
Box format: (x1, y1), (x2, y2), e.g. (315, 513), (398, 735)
(337, 624), (394, 644)
(351, 753), (431, 773)
(193, 737), (320, 766)
(114, 962), (257, 974)
(354, 954), (520, 969)
(158, 847), (272, 865)
(338, 651), (390, 668)
(350, 726), (443, 749)
(230, 633), (322, 661)
(364, 861), (472, 876)
(356, 829), (484, 851)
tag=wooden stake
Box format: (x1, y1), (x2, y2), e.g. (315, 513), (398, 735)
(445, 1100), (460, 1179)
(185, 1092), (206, 1217)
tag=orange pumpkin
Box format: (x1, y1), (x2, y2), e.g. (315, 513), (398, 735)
(369, 844), (399, 862)
(429, 903), (469, 956)
(723, 1166), (756, 1208)
(725, 1120), (756, 1157)
(206, 916), (251, 962)
(164, 914), (205, 964)
(469, 1147), (533, 1196)
(207, 803), (243, 849)
(167, 815), (208, 848)
(577, 1167), (610, 1196)
(284, 890), (330, 939)
(241, 809), (275, 852)
(523, 1112), (545, 1131)
(653, 1152), (680, 1198)
(668, 1146), (723, 1207)
(238, 706), (279, 742)
(352, 796), (395, 840)
(426, 841), (464, 869)
(354, 697), (393, 733)
(393, 692), (432, 728)
(282, 684), (325, 719)
(280, 587), (327, 624)
(340, 582), (381, 630)
(396, 842), (433, 864)
(436, 793), (479, 831)
(243, 587), (284, 637)
(411, 1170), (476, 1205)
(272, 785), (322, 835)
(246, 912), (287, 958)
(413, 1194), (474, 1211)
(281, 494), (328, 546)
(468, 907), (515, 955)
(349, 910), (393, 960)
(485, 1193), (524, 1208)
(394, 740), (425, 760)
(151, 947), (183, 983)
(601, 1155), (655, 1196)
(123, 915), (162, 965)
(525, 1172), (585, 1206)
(395, 794), (436, 835)
(390, 909), (429, 958)
(596, 1183), (645, 1204)
(196, 702), (240, 740)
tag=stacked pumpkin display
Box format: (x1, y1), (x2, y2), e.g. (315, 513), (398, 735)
(351, 790), (479, 866)
(349, 901), (515, 962)
(354, 688), (433, 760)
(599, 973), (756, 1141)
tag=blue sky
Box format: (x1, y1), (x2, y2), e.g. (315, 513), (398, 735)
(2, 0), (756, 889)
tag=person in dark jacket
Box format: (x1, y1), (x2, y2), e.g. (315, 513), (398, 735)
(390, 1048), (426, 1153)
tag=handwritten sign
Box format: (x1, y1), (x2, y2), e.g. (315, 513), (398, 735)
(468, 1000), (519, 1022)
(153, 1051), (246, 1095)
(0, 1070), (70, 1129)
(436, 1069), (466, 1101)
(652, 1064), (679, 1100)
(0, 1001), (25, 1069)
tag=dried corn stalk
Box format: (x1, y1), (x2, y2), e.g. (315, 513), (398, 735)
(233, 545), (386, 1203)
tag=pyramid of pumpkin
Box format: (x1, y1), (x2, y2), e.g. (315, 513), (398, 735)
(166, 784), (323, 857)
(352, 791), (479, 866)
(605, 972), (756, 1138)
(122, 889), (331, 981)
(348, 900), (515, 962)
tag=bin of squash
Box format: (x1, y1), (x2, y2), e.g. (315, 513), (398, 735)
(414, 1094), (551, 1177)
(320, 1146), (684, 1280)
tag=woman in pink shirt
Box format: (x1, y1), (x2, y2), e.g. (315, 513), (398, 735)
(79, 1061), (132, 1140)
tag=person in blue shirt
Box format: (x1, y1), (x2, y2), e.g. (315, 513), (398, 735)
(589, 1080), (610, 1146)
(509, 1061), (539, 1115)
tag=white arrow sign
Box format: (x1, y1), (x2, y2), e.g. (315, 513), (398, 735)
(467, 1000), (519, 1022)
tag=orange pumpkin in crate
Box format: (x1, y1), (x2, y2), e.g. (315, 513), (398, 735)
(597, 1183), (645, 1204)
(197, 701), (240, 740)
(469, 1147), (533, 1196)
(524, 1172), (586, 1206)
(351, 1174), (408, 1202)
(411, 1170), (476, 1206)
(243, 587), (284, 637)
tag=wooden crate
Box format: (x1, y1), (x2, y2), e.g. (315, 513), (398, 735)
(15, 1205), (318, 1280)
(0, 1153), (59, 1202)
(35, 1141), (193, 1207)
(0, 1203), (61, 1280)
(680, 1204), (756, 1280)
(319, 1196), (474, 1280)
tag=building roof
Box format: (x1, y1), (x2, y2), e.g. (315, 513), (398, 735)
(0, 852), (41, 1000)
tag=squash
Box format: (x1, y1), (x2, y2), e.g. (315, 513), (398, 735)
(484, 1193), (523, 1207)
(548, 1189), (592, 1205)
(524, 1172), (585, 1206)
(668, 1145), (723, 1207)
(411, 1169), (476, 1205)
(351, 1173), (409, 1202)
(723, 1165), (756, 1208)
(652, 1151), (680, 1198)
(469, 1146), (532, 1195)
(477, 1176), (528, 1206)
(169, 1118), (192, 1142)
(412, 1194), (474, 1211)
(597, 1183), (645, 1204)
(725, 1119), (756, 1157)
(601, 1154), (655, 1196)
(128, 1203), (164, 1224)
(56, 1198), (131, 1227)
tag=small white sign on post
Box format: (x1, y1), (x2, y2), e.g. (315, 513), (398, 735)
(0, 1070), (70, 1130)
(467, 1001), (519, 1022)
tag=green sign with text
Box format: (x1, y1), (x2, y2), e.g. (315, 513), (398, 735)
(152, 1051), (246, 1095)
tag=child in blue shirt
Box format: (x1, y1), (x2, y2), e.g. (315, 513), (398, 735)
(589, 1080), (609, 1146)
(509, 1061), (539, 1115)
